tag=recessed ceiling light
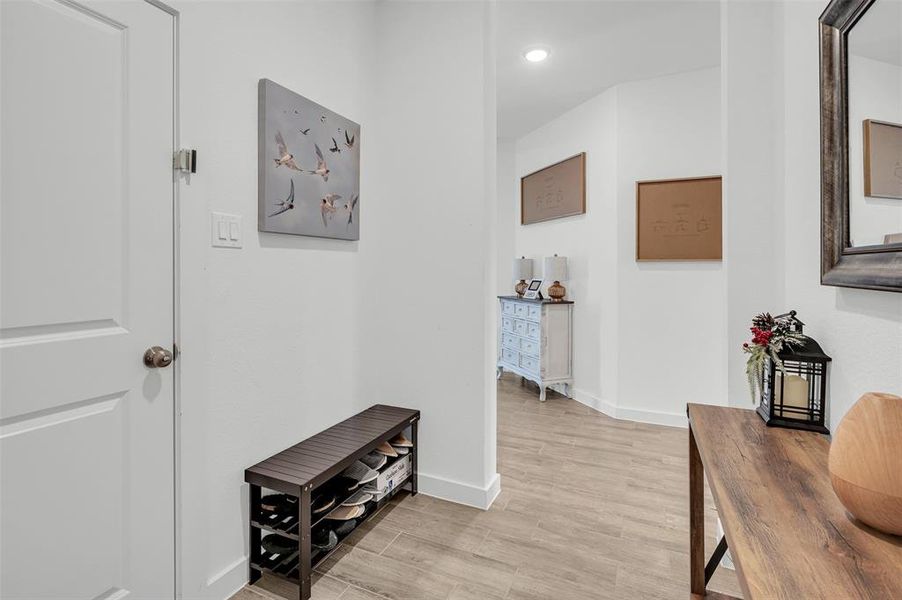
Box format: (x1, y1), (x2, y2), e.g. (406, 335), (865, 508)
(523, 47), (550, 63)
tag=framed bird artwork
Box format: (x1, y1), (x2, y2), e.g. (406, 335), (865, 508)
(258, 79), (361, 240)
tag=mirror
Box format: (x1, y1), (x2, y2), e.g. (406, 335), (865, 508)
(820, 0), (902, 291)
(847, 1), (902, 248)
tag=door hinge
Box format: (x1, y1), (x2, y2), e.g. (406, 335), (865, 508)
(173, 149), (197, 174)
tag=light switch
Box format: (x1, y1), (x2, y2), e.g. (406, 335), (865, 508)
(211, 212), (242, 248)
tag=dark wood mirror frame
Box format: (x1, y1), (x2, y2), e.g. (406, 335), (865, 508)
(820, 0), (902, 292)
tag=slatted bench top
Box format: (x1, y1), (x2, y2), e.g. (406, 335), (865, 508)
(245, 404), (419, 495)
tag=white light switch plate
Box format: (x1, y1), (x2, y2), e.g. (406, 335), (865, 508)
(211, 212), (242, 248)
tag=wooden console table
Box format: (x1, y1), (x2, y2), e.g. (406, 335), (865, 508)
(687, 403), (902, 599)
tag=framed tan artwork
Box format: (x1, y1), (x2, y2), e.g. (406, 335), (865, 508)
(863, 119), (902, 199)
(520, 153), (586, 225)
(636, 175), (722, 261)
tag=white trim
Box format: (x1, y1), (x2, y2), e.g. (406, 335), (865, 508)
(418, 471), (502, 510)
(570, 387), (617, 418)
(570, 387), (687, 429)
(484, 472), (502, 508)
(205, 555), (247, 600)
(617, 405), (687, 429)
(149, 0), (182, 597)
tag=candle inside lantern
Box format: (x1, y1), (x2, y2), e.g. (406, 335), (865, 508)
(774, 372), (811, 420)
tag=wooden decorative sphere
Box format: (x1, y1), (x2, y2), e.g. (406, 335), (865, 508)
(828, 392), (902, 536)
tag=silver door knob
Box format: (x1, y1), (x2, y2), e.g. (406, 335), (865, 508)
(143, 346), (173, 368)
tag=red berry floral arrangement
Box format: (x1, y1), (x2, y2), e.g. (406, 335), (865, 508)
(742, 312), (806, 402)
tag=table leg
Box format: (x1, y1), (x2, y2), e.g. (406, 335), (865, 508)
(689, 424), (705, 596)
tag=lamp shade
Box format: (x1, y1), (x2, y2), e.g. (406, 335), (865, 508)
(544, 255), (567, 282)
(513, 257), (533, 280)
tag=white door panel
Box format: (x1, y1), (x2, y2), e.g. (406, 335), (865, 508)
(1, 0), (176, 598)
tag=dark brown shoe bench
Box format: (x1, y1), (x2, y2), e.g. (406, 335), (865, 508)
(244, 404), (419, 600)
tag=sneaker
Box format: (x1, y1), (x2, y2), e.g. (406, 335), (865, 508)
(334, 519), (357, 537)
(260, 493), (296, 514)
(360, 451), (387, 470)
(391, 445), (409, 455)
(375, 441), (398, 458)
(312, 493), (336, 515)
(326, 504), (365, 520)
(261, 533), (296, 556)
(333, 475), (359, 493)
(342, 489), (373, 506)
(311, 527), (338, 552)
(342, 460), (378, 485)
(390, 433), (413, 448)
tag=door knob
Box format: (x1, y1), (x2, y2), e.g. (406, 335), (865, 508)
(143, 346), (173, 368)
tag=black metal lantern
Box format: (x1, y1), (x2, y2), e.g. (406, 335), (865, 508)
(756, 312), (832, 434)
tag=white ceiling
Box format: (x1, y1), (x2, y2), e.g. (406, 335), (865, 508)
(497, 1), (722, 140)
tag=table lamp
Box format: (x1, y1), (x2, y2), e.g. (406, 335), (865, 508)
(513, 257), (533, 297)
(544, 255), (568, 302)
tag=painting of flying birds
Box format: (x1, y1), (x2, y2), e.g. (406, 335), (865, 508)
(258, 78), (360, 240)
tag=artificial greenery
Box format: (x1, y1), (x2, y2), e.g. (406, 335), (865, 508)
(742, 312), (806, 403)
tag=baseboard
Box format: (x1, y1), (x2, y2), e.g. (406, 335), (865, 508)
(571, 388), (687, 429)
(616, 405), (687, 428)
(571, 387), (617, 418)
(418, 471), (501, 510)
(205, 554), (247, 600)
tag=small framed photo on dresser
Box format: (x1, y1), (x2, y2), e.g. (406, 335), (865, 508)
(523, 278), (544, 300)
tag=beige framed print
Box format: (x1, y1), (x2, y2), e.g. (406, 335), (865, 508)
(520, 153), (586, 225)
(636, 175), (722, 261)
(863, 119), (902, 199)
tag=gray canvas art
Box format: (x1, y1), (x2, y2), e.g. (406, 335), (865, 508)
(258, 79), (360, 240)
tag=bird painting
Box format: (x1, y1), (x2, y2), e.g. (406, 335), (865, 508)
(321, 193), (341, 227)
(269, 179), (296, 217)
(273, 132), (303, 171)
(307, 144), (330, 182)
(259, 79), (360, 240)
(344, 194), (359, 227)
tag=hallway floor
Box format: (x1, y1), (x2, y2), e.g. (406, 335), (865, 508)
(232, 374), (742, 600)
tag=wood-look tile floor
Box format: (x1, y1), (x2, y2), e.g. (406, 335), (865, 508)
(232, 374), (743, 600)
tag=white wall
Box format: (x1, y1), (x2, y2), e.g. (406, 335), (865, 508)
(357, 0), (498, 510)
(175, 2), (496, 599)
(778, 1), (902, 429)
(719, 0), (902, 429)
(177, 3), (374, 598)
(615, 68), (725, 423)
(496, 140), (517, 296)
(511, 67), (724, 425)
(721, 0), (785, 407)
(506, 1), (902, 431)
(514, 88), (619, 409)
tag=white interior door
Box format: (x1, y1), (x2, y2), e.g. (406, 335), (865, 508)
(1, 0), (176, 598)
